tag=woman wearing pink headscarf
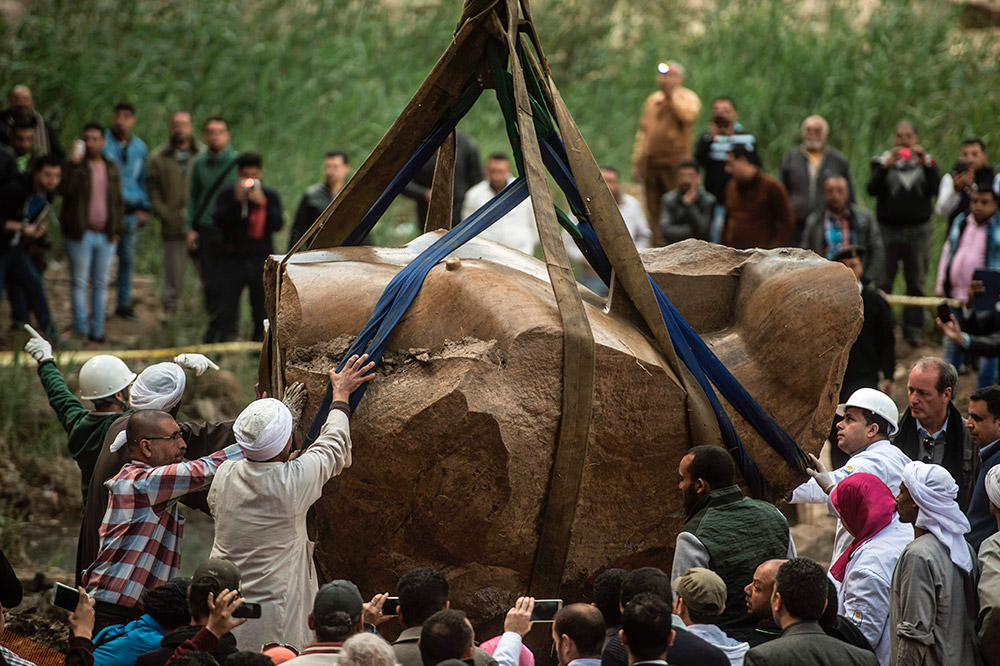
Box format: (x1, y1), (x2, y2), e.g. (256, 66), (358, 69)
(830, 472), (913, 666)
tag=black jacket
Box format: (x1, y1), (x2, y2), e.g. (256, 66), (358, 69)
(779, 146), (854, 227)
(134, 625), (238, 666)
(866, 155), (941, 227)
(960, 306), (1000, 357)
(744, 621), (877, 666)
(840, 285), (895, 397)
(893, 403), (977, 509)
(213, 184), (283, 258)
(602, 626), (728, 666)
(289, 182), (335, 250)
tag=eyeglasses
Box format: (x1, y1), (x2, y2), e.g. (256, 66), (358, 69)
(261, 643), (299, 655)
(921, 436), (936, 464)
(146, 431), (183, 441)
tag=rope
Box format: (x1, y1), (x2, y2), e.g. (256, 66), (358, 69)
(884, 294), (961, 308)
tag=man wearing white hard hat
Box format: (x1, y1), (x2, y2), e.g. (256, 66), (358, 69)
(24, 325), (136, 502)
(789, 387), (913, 565)
(207, 354), (374, 652)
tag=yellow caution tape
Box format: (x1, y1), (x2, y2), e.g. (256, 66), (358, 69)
(0, 341), (261, 368)
(882, 294), (962, 308)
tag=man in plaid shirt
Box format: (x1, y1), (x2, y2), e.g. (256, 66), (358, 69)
(83, 409), (243, 608)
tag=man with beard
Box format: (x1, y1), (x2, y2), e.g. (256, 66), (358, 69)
(671, 445), (794, 643)
(148, 111), (201, 313)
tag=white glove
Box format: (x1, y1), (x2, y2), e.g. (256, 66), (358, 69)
(805, 452), (836, 494)
(173, 353), (220, 376)
(23, 324), (53, 363)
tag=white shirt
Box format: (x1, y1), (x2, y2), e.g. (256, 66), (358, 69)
(790, 439), (912, 566)
(461, 178), (538, 256)
(837, 518), (914, 666)
(683, 623), (749, 666)
(937, 171), (1000, 218)
(562, 193), (651, 270)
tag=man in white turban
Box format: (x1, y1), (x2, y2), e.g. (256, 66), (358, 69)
(207, 353), (375, 651)
(977, 465), (1000, 665)
(889, 461), (981, 666)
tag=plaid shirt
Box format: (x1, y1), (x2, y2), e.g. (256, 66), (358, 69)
(83, 444), (244, 607)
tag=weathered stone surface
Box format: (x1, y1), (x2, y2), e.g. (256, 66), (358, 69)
(263, 234), (861, 627)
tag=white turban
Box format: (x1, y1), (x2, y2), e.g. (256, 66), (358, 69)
(902, 461), (973, 572)
(233, 398), (293, 462)
(986, 464), (1000, 510)
(110, 362), (188, 453)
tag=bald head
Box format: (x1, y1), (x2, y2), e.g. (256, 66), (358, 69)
(744, 559), (786, 620)
(552, 603), (606, 664)
(126, 409), (186, 467)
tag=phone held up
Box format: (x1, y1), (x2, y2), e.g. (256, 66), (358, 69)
(530, 599), (563, 622)
(937, 302), (951, 323)
(381, 597), (399, 617)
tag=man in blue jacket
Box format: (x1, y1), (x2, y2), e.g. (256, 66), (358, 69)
(91, 578), (190, 666)
(103, 101), (150, 321)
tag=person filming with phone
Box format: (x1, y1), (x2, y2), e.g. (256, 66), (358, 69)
(207, 151), (283, 343)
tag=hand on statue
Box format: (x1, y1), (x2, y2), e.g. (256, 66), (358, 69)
(503, 596), (534, 636)
(805, 453), (835, 494)
(328, 354), (376, 403)
(206, 589), (247, 637)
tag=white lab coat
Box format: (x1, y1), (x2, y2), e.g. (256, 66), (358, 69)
(207, 410), (353, 651)
(837, 518), (914, 666)
(461, 178), (538, 256)
(790, 439), (912, 564)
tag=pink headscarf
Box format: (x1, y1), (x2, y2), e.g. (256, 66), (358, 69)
(829, 472), (897, 581)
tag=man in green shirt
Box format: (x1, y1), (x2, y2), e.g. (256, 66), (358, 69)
(185, 116), (236, 340)
(24, 326), (135, 501)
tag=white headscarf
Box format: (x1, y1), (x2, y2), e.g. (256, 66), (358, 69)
(986, 464), (1000, 510)
(110, 363), (188, 453)
(233, 398), (293, 462)
(902, 461), (973, 572)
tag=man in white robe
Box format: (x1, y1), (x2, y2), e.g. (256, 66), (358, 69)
(207, 354), (375, 651)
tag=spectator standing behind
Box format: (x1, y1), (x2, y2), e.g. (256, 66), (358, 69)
(0, 155), (60, 336)
(60, 122), (124, 342)
(148, 111), (201, 314)
(618, 593), (674, 666)
(743, 559), (877, 666)
(91, 578), (192, 666)
(672, 445), (795, 642)
(801, 178), (884, 287)
(936, 169), (1000, 385)
(694, 97), (756, 203)
(187, 117), (237, 317)
(339, 634), (396, 666)
(418, 608), (479, 666)
(659, 159), (716, 245)
(83, 410), (244, 613)
(978, 466), (1000, 665)
(550, 604), (605, 666)
(631, 61), (701, 235)
(0, 84), (65, 159)
(0, 111), (38, 180)
(779, 115), (854, 244)
(209, 152), (282, 342)
(867, 121), (941, 347)
(600, 166), (651, 250)
(964, 386), (1000, 550)
(742, 559), (786, 646)
(720, 145), (794, 250)
(208, 356), (373, 653)
(829, 473), (913, 666)
(461, 153), (538, 255)
(103, 102), (150, 320)
(937, 138), (993, 224)
(592, 569), (627, 650)
(289, 151), (350, 250)
(893, 357), (977, 510)
(671, 568), (750, 666)
(403, 131), (481, 228)
(890, 462), (981, 666)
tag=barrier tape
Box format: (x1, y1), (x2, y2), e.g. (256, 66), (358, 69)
(883, 294), (962, 308)
(0, 341), (261, 368)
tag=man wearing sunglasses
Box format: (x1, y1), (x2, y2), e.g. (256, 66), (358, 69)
(83, 409), (243, 627)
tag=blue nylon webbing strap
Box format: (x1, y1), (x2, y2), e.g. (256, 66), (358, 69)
(304, 177), (531, 445)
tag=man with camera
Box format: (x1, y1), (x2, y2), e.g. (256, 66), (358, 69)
(694, 96), (757, 204)
(936, 137), (994, 225)
(867, 121), (941, 347)
(208, 152), (282, 342)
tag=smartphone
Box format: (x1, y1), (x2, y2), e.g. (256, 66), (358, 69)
(72, 138), (85, 161)
(530, 599), (563, 622)
(937, 302), (951, 322)
(898, 147), (912, 161)
(51, 582), (141, 620)
(381, 597), (399, 616)
(233, 601), (262, 619)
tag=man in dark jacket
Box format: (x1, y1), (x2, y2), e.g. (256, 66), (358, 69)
(289, 151), (350, 250)
(963, 385), (1000, 550)
(0, 85), (65, 159)
(671, 446), (794, 643)
(779, 115), (853, 244)
(402, 131), (481, 229)
(892, 357), (976, 509)
(743, 559), (876, 666)
(693, 96), (756, 203)
(0, 154), (60, 335)
(801, 178), (884, 287)
(660, 159), (717, 245)
(60, 122), (125, 342)
(867, 121), (941, 346)
(209, 152), (283, 342)
(148, 111), (201, 313)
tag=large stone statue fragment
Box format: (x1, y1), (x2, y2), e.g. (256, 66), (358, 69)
(263, 236), (861, 624)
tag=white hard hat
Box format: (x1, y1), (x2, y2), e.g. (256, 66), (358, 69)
(79, 355), (137, 400)
(836, 387), (899, 437)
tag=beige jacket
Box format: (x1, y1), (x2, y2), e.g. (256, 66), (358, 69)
(632, 86), (701, 174)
